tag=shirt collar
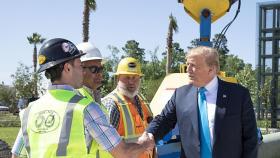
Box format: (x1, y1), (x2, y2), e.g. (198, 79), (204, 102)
(83, 85), (94, 95)
(204, 76), (218, 93)
(48, 84), (81, 95)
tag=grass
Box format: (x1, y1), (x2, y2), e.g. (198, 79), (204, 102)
(0, 112), (20, 127)
(0, 112), (19, 120)
(0, 112), (20, 147)
(257, 120), (280, 128)
(0, 127), (20, 147)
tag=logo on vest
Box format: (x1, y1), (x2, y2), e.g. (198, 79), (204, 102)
(31, 110), (60, 133)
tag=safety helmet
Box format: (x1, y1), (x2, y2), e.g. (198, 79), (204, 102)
(77, 42), (102, 62)
(115, 57), (143, 76)
(37, 38), (85, 73)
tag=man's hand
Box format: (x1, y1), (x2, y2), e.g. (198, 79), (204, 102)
(138, 131), (155, 153)
(110, 132), (155, 158)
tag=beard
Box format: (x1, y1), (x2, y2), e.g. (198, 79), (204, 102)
(117, 80), (140, 99)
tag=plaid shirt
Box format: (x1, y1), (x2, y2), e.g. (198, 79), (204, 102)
(11, 85), (121, 157)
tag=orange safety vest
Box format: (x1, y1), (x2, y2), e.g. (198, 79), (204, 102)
(110, 92), (153, 158)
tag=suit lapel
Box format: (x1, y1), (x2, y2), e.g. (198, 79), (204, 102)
(189, 87), (199, 136)
(213, 79), (228, 145)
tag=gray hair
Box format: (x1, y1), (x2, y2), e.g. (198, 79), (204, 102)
(186, 46), (220, 72)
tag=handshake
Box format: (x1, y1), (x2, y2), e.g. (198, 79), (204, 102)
(137, 131), (155, 155)
(117, 132), (155, 158)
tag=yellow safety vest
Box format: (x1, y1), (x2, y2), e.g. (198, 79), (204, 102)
(78, 87), (108, 114)
(20, 89), (93, 158)
(78, 87), (113, 158)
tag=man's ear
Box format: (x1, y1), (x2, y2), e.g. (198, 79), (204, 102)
(208, 65), (217, 75)
(63, 63), (71, 72)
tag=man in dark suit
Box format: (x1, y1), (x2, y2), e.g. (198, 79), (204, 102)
(139, 46), (258, 158)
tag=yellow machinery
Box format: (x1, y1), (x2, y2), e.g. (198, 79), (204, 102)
(180, 0), (232, 23)
(178, 0), (240, 46)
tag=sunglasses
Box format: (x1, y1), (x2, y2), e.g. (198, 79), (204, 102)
(83, 66), (103, 74)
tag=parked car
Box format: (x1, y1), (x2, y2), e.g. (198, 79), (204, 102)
(0, 106), (9, 111)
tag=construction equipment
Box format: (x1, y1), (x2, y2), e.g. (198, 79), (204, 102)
(179, 0), (240, 47)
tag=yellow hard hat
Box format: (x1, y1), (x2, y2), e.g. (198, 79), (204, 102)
(115, 57), (143, 76)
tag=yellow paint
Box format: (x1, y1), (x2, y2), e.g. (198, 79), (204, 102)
(180, 0), (230, 23)
(218, 71), (238, 83)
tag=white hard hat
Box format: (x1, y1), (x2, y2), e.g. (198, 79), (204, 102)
(77, 42), (102, 62)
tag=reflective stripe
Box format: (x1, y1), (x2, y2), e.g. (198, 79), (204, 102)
(79, 88), (94, 101)
(112, 93), (134, 136)
(21, 106), (32, 156)
(123, 135), (141, 143)
(138, 94), (152, 116)
(56, 95), (83, 156)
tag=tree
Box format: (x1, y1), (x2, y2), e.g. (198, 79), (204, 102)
(0, 83), (16, 111)
(107, 45), (121, 72)
(258, 79), (271, 133)
(100, 45), (121, 96)
(122, 40), (145, 63)
(100, 60), (115, 97)
(187, 38), (200, 50)
(235, 64), (257, 105)
(139, 47), (166, 101)
(27, 33), (45, 97)
(140, 77), (164, 102)
(224, 54), (245, 77)
(142, 47), (165, 80)
(11, 63), (45, 101)
(212, 34), (229, 71)
(27, 33), (45, 73)
(166, 14), (178, 75)
(82, 0), (96, 42)
(170, 43), (185, 73)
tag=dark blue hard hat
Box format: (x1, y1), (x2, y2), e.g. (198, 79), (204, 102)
(37, 38), (85, 73)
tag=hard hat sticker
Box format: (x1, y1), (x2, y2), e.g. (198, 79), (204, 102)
(62, 42), (76, 54)
(128, 62), (136, 72)
(38, 55), (46, 65)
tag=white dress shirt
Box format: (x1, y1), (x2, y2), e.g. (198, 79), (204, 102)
(202, 76), (218, 148)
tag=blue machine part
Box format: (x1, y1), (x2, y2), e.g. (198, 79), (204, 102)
(156, 141), (181, 158)
(156, 125), (181, 158)
(257, 127), (263, 144)
(199, 9), (212, 47)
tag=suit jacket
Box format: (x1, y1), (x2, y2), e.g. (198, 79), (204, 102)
(147, 78), (258, 158)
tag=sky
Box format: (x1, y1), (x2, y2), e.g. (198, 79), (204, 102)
(0, 0), (271, 85)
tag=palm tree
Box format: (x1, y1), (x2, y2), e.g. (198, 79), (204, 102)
(27, 33), (46, 73)
(82, 0), (96, 42)
(166, 14), (178, 75)
(27, 33), (45, 97)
